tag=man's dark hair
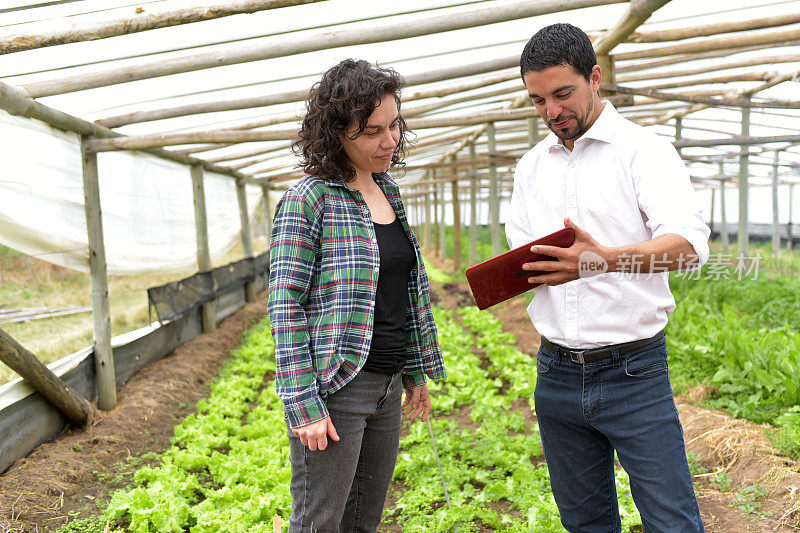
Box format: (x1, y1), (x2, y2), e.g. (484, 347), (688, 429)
(293, 59), (409, 182)
(520, 23), (597, 81)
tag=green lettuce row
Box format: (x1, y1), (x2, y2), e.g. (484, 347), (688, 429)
(388, 307), (642, 532)
(105, 319), (291, 533)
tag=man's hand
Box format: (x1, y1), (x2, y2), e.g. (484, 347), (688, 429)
(522, 217), (605, 286)
(291, 416), (339, 451)
(402, 384), (431, 422)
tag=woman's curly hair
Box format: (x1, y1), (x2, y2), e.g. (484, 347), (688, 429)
(293, 59), (409, 182)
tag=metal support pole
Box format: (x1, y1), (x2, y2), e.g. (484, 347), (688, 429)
(738, 97), (750, 259)
(487, 122), (501, 256)
(80, 137), (116, 411)
(236, 181), (257, 302)
(191, 164), (217, 333)
(772, 151), (781, 255)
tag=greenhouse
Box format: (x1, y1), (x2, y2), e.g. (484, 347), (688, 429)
(0, 0), (799, 531)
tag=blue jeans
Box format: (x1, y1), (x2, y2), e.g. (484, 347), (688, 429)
(535, 336), (704, 533)
(287, 370), (402, 533)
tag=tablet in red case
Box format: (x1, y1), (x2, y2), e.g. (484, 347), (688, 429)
(465, 227), (575, 309)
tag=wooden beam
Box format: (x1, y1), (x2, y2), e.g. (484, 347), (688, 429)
(0, 80), (246, 180)
(22, 0), (622, 98)
(0, 328), (93, 425)
(673, 135), (800, 149)
(86, 129), (297, 152)
(618, 54), (800, 83)
(617, 41), (800, 73)
(97, 58), (520, 128)
(80, 137), (116, 411)
(88, 109), (544, 153)
(408, 107), (541, 129)
(642, 72), (774, 91)
(614, 27), (800, 61)
(601, 82), (800, 109)
(0, 1), (323, 54)
(626, 11), (800, 43)
(593, 0), (670, 55)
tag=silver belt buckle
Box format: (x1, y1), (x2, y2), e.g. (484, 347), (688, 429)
(565, 349), (585, 364)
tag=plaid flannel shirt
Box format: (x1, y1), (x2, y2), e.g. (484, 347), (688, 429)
(268, 173), (446, 429)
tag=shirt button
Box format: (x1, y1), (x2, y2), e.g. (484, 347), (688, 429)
(373, 267), (379, 272)
(569, 161), (576, 168)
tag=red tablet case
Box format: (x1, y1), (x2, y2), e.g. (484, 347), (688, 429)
(465, 227), (575, 310)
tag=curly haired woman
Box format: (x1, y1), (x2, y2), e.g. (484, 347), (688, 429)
(268, 59), (446, 532)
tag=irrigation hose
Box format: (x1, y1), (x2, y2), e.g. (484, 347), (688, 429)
(427, 415), (458, 532)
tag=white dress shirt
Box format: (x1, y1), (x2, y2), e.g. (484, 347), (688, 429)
(505, 102), (710, 349)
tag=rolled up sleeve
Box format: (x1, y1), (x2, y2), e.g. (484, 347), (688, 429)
(632, 136), (710, 269)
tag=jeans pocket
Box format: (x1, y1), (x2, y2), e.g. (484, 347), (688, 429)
(536, 347), (553, 375)
(624, 341), (668, 378)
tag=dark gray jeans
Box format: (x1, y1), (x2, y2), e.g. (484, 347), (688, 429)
(287, 369), (402, 533)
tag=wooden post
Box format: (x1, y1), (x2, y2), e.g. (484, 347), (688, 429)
(262, 185), (273, 239)
(738, 97), (750, 259)
(451, 157), (462, 271)
(469, 144), (478, 266)
(439, 172), (447, 260)
(674, 117), (682, 156)
(772, 150), (781, 255)
(719, 163), (729, 249)
(788, 183), (795, 250)
(423, 178), (432, 250)
(80, 137), (116, 411)
(0, 327), (92, 425)
(527, 116), (539, 146)
(191, 164), (217, 333)
(709, 184), (715, 237)
(597, 54), (616, 99)
(487, 122), (501, 256)
(236, 182), (257, 302)
(432, 173), (440, 254)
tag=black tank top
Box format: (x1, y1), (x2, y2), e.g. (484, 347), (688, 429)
(362, 217), (416, 374)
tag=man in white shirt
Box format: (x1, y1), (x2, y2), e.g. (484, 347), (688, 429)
(506, 23), (708, 532)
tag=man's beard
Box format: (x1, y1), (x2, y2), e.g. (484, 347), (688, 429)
(548, 98), (594, 142)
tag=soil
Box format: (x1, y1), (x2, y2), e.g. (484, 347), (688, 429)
(0, 297), (270, 533)
(1, 270), (799, 532)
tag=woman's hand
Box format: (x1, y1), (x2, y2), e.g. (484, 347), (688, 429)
(402, 384), (431, 422)
(292, 417), (339, 451)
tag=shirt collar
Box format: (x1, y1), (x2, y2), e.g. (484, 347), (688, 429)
(326, 171), (395, 191)
(544, 100), (617, 152)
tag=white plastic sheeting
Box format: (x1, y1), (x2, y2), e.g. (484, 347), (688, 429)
(0, 110), (264, 275)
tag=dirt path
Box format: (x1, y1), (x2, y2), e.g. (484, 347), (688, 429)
(0, 297), (270, 533)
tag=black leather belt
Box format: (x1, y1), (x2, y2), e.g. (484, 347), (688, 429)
(540, 329), (665, 364)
